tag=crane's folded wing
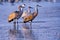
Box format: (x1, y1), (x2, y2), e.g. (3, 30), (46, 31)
(8, 13), (16, 22)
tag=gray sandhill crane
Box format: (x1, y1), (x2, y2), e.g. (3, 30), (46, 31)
(8, 4), (25, 22)
(8, 4), (25, 30)
(22, 5), (42, 28)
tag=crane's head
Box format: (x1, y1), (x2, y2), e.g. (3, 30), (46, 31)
(28, 6), (33, 9)
(18, 4), (25, 9)
(18, 5), (22, 10)
(22, 4), (25, 8)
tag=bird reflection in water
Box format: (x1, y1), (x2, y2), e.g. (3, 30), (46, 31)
(22, 23), (35, 40)
(9, 23), (35, 40)
(9, 29), (24, 40)
(9, 29), (17, 40)
(9, 28), (24, 40)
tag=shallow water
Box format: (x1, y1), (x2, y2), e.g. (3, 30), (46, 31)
(0, 2), (60, 40)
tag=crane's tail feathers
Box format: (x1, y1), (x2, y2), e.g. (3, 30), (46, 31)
(8, 19), (14, 22)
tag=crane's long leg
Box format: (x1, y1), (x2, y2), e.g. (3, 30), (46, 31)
(30, 21), (32, 30)
(30, 21), (32, 34)
(23, 21), (26, 26)
(30, 21), (32, 29)
(23, 23), (26, 27)
(16, 19), (19, 31)
(13, 19), (16, 30)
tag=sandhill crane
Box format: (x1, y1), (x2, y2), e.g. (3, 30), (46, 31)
(22, 5), (42, 29)
(21, 6), (33, 28)
(8, 4), (25, 30)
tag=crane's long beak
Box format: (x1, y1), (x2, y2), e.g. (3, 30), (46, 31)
(29, 6), (33, 9)
(39, 5), (42, 7)
(30, 7), (33, 9)
(37, 5), (42, 7)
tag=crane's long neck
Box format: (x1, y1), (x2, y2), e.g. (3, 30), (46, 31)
(20, 8), (23, 11)
(19, 8), (23, 13)
(28, 8), (31, 14)
(18, 7), (23, 18)
(35, 6), (38, 14)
